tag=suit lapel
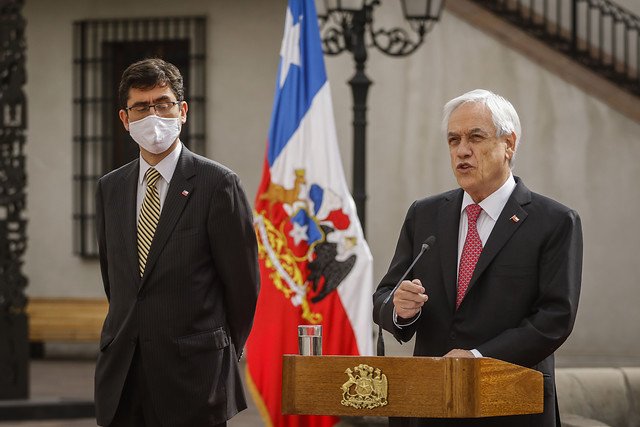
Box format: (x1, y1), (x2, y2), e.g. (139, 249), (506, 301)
(121, 160), (141, 285)
(438, 189), (463, 311)
(466, 178), (531, 293)
(139, 147), (196, 289)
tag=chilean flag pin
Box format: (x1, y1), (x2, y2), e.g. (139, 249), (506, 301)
(510, 214), (520, 223)
(181, 190), (189, 197)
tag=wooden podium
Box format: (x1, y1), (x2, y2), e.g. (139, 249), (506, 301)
(282, 356), (543, 418)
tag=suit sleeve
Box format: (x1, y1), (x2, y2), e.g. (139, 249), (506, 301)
(477, 209), (583, 367)
(95, 179), (110, 301)
(373, 201), (420, 343)
(208, 172), (260, 357)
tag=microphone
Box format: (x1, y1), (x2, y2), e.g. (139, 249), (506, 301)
(376, 235), (436, 356)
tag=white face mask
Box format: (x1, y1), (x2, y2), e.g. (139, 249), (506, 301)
(128, 115), (181, 154)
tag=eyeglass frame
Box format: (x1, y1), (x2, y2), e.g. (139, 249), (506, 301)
(124, 100), (183, 117)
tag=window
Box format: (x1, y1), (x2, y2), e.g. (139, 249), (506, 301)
(72, 17), (206, 257)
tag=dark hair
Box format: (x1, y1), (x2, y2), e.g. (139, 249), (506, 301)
(118, 58), (184, 108)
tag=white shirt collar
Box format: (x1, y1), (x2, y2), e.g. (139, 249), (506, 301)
(138, 141), (183, 185)
(461, 173), (516, 221)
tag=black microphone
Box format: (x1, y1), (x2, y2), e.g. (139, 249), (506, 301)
(376, 235), (436, 356)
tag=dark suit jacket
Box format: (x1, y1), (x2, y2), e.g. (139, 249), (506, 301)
(94, 146), (259, 427)
(373, 177), (582, 427)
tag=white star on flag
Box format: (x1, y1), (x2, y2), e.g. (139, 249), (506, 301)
(289, 221), (308, 246)
(279, 7), (301, 88)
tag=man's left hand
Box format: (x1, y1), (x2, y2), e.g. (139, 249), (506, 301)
(443, 349), (475, 358)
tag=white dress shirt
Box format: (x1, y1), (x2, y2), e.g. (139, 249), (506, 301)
(136, 142), (183, 223)
(457, 173), (516, 276)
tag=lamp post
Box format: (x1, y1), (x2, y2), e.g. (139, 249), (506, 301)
(316, 0), (445, 234)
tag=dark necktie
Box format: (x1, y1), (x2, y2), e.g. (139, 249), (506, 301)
(456, 204), (483, 309)
(137, 168), (161, 276)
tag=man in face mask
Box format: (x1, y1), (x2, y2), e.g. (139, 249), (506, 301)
(94, 58), (260, 427)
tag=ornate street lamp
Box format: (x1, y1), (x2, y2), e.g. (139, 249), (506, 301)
(316, 0), (445, 234)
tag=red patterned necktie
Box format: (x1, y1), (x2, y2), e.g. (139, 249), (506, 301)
(456, 204), (483, 309)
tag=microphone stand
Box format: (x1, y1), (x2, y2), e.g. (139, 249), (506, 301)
(376, 237), (435, 356)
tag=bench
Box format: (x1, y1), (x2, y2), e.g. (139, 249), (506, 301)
(26, 297), (107, 342)
(556, 367), (640, 427)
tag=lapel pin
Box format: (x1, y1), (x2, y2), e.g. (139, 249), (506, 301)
(181, 190), (190, 197)
(510, 214), (520, 223)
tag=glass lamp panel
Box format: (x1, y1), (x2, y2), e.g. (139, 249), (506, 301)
(335, 0), (365, 11)
(402, 0), (445, 20)
(316, 0), (329, 18)
(324, 0), (339, 10)
(429, 0), (445, 19)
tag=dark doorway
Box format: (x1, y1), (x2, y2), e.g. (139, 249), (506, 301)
(72, 17), (206, 257)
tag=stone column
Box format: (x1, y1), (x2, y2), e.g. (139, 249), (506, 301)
(0, 0), (29, 400)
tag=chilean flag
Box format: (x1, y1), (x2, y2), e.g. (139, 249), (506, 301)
(245, 1), (374, 426)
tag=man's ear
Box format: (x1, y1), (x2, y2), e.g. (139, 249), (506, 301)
(180, 101), (189, 124)
(505, 131), (516, 159)
(119, 109), (130, 131)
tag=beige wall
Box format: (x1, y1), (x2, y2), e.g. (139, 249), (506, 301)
(333, 5), (640, 365)
(23, 1), (640, 365)
(23, 0), (285, 297)
(615, 0), (640, 14)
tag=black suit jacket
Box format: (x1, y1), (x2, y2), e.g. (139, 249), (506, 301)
(373, 177), (582, 427)
(94, 146), (259, 427)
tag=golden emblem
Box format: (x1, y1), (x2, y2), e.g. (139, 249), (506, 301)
(254, 213), (322, 324)
(341, 364), (388, 409)
(258, 169), (306, 210)
(254, 168), (358, 324)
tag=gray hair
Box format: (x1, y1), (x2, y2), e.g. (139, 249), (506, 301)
(442, 89), (522, 166)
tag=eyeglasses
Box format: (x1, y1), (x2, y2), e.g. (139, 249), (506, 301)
(125, 101), (181, 117)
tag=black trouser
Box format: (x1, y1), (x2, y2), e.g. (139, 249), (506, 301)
(109, 345), (162, 427)
(109, 346), (228, 427)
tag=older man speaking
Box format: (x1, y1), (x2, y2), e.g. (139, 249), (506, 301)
(374, 89), (583, 427)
